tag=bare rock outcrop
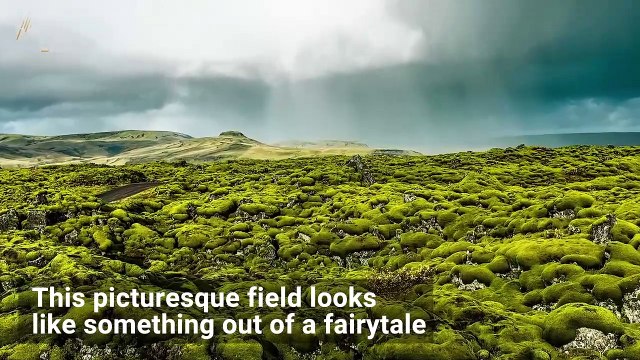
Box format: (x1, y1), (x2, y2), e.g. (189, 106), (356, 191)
(562, 327), (618, 356)
(590, 214), (616, 245)
(0, 209), (19, 231)
(346, 155), (376, 186)
(24, 210), (46, 233)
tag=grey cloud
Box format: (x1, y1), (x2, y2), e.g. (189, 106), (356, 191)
(1, 1), (640, 152)
(0, 68), (173, 114)
(385, 0), (640, 103)
(0, 62), (273, 136)
(178, 77), (270, 119)
(388, 0), (639, 61)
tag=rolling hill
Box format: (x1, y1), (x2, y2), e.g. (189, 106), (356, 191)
(0, 130), (419, 167)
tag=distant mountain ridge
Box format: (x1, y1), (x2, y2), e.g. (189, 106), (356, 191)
(0, 130), (419, 167)
(274, 140), (370, 149)
(0, 130), (193, 142)
(497, 132), (640, 147)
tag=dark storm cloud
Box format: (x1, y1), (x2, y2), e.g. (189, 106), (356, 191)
(0, 20), (272, 135)
(423, 2), (638, 94)
(178, 77), (270, 119)
(0, 66), (173, 114)
(0, 68), (270, 121)
(389, 0), (639, 65)
(378, 0), (640, 133)
(263, 0), (635, 150)
(0, 59), (271, 135)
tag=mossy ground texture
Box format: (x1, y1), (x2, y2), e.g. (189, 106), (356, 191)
(3, 145), (640, 359)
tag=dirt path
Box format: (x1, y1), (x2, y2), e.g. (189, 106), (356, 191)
(97, 181), (163, 202)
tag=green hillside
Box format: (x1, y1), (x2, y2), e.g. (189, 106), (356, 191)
(0, 130), (414, 167)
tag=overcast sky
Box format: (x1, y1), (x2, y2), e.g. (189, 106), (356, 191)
(1, 0), (639, 151)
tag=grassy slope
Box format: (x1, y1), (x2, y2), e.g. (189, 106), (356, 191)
(0, 130), (407, 167)
(3, 145), (640, 358)
(0, 131), (192, 166)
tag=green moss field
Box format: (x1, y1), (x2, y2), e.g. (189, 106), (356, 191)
(3, 145), (640, 359)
